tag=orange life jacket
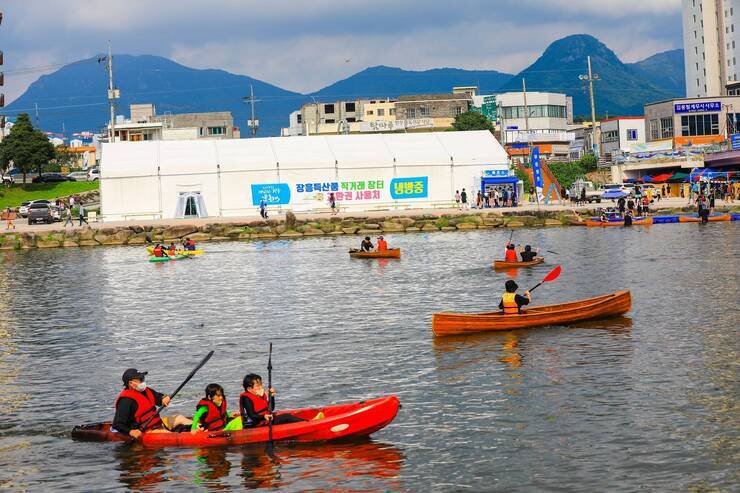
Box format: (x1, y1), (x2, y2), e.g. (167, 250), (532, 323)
(196, 398), (228, 431)
(505, 249), (518, 262)
(239, 391), (270, 427)
(377, 239), (388, 251)
(502, 292), (519, 315)
(115, 388), (163, 431)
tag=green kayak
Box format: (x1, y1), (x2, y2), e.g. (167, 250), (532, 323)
(149, 254), (188, 263)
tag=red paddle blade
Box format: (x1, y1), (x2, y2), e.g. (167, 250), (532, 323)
(543, 265), (561, 283)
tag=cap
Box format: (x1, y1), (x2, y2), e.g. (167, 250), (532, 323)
(122, 368), (148, 383)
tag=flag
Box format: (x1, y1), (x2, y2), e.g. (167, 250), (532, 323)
(531, 146), (544, 202)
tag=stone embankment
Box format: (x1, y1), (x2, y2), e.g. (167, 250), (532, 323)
(0, 206), (735, 250)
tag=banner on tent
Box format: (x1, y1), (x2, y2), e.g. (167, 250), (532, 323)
(390, 177), (428, 199)
(251, 183), (291, 206)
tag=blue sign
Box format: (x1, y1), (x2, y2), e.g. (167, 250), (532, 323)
(732, 134), (740, 150)
(506, 125), (519, 130)
(251, 183), (290, 206)
(531, 147), (544, 189)
(482, 169), (510, 177)
(390, 177), (428, 199)
(674, 102), (721, 113)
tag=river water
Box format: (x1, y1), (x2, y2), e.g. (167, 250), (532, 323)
(0, 223), (737, 492)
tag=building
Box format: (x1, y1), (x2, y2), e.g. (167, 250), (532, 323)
(599, 117), (646, 160)
(107, 104), (239, 142)
(682, 0), (740, 97)
(497, 92), (574, 160)
(394, 93), (472, 130)
(644, 95), (740, 147)
(100, 130), (510, 220)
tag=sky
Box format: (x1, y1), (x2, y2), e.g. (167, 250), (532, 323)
(2, 0), (683, 103)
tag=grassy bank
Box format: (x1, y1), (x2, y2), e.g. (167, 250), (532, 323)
(0, 182), (99, 209)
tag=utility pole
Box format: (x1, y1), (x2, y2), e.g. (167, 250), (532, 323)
(579, 56), (600, 157)
(243, 84), (261, 137)
(34, 102), (39, 128)
(97, 41), (119, 143)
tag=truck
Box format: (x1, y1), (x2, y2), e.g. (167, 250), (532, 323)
(569, 178), (603, 203)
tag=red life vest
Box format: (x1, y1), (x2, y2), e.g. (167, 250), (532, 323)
(377, 239), (388, 251)
(115, 388), (163, 431)
(239, 391), (270, 427)
(196, 398), (228, 431)
(505, 249), (518, 262)
(153, 246), (164, 257)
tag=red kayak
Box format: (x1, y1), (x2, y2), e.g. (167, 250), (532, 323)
(71, 395), (399, 448)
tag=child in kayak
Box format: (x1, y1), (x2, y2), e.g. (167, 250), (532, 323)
(239, 373), (306, 428)
(167, 242), (177, 256)
(191, 383), (240, 434)
(504, 242), (518, 262)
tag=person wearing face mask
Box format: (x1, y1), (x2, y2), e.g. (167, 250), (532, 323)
(238, 373), (307, 429)
(112, 368), (192, 438)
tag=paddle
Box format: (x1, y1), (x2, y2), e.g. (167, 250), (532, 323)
(127, 350), (214, 443)
(545, 250), (560, 255)
(528, 265), (562, 294)
(267, 342), (274, 446)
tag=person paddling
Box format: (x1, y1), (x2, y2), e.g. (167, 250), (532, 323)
(376, 235), (388, 252)
(360, 236), (374, 252)
(191, 384), (239, 434)
(239, 374), (306, 428)
(519, 245), (539, 262)
(152, 244), (169, 258)
(504, 242), (518, 262)
(499, 280), (531, 315)
(112, 369), (192, 438)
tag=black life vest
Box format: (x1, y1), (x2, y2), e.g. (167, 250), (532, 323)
(115, 388), (163, 432)
(196, 398), (228, 431)
(240, 391), (269, 427)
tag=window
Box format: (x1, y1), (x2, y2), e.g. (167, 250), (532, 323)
(407, 108), (416, 118)
(419, 106), (430, 117)
(660, 117), (673, 139)
(627, 129), (638, 141)
(366, 110), (374, 115)
(389, 108), (396, 116)
(345, 102), (356, 112)
(324, 104), (335, 114)
(297, 114), (302, 124)
(377, 108), (385, 116)
(207, 126), (225, 135)
(680, 114), (720, 136)
(454, 106), (463, 116)
(325, 119), (335, 124)
(650, 119), (660, 140)
(346, 117), (356, 122)
(601, 130), (619, 143)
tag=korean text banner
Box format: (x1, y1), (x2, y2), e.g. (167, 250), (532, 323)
(390, 177), (428, 199)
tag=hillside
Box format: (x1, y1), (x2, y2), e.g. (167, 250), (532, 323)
(627, 49), (685, 97)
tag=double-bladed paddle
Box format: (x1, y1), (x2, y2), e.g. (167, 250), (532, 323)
(528, 265), (562, 294)
(126, 350), (214, 444)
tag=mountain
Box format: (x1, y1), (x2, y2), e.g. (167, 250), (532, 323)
(311, 65), (513, 100)
(4, 55), (302, 137)
(628, 49), (685, 97)
(501, 34), (682, 117)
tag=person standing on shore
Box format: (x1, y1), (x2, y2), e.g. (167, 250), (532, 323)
(259, 198), (268, 219)
(64, 203), (75, 227)
(461, 189), (468, 209)
(328, 192), (338, 215)
(78, 203), (89, 226)
(4, 207), (15, 230)
(454, 190), (461, 210)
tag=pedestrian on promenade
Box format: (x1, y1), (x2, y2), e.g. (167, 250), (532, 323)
(461, 189), (468, 209)
(636, 201), (643, 217)
(69, 195), (76, 209)
(64, 204), (75, 227)
(78, 203), (89, 226)
(476, 191), (482, 209)
(328, 192), (338, 215)
(4, 207), (16, 230)
(454, 190), (461, 209)
(580, 187), (586, 206)
(259, 198), (268, 219)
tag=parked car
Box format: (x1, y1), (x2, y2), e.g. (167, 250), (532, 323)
(1, 172), (12, 186)
(18, 199), (51, 218)
(569, 179), (603, 203)
(32, 172), (75, 183)
(27, 202), (54, 224)
(67, 171), (89, 181)
(49, 205), (62, 221)
(87, 167), (100, 181)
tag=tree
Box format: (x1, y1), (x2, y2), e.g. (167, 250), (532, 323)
(451, 111), (494, 132)
(0, 113), (55, 184)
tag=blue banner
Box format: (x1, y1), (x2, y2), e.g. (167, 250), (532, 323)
(732, 134), (740, 150)
(390, 177), (428, 199)
(482, 169), (510, 177)
(251, 183), (291, 206)
(531, 147), (544, 189)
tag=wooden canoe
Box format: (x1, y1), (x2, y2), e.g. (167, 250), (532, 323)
(678, 214), (731, 222)
(585, 217), (652, 227)
(431, 290), (632, 336)
(493, 257), (544, 269)
(349, 248), (401, 259)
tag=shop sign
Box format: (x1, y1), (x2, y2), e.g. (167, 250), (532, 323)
(674, 102), (721, 113)
(731, 134), (740, 150)
(482, 169), (510, 177)
(390, 177), (428, 199)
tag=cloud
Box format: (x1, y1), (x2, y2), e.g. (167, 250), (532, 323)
(1, 0), (683, 102)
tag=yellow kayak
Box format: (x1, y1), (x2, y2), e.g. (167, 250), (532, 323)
(146, 247), (204, 256)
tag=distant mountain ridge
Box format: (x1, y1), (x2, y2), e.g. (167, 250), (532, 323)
(5, 35), (685, 136)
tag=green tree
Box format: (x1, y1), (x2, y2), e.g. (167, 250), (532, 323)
(451, 111), (494, 132)
(0, 113), (56, 184)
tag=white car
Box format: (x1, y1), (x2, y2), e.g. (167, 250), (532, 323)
(87, 167), (100, 181)
(18, 199), (52, 218)
(67, 171), (89, 182)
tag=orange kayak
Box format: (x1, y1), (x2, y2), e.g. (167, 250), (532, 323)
(585, 218), (652, 227)
(678, 214), (731, 222)
(432, 290), (632, 336)
(71, 395), (400, 448)
(349, 248), (401, 259)
(493, 257), (544, 269)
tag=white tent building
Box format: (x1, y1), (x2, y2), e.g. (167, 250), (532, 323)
(100, 130), (511, 221)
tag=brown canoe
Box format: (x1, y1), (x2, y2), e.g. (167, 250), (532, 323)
(678, 214), (731, 223)
(349, 248), (401, 259)
(492, 257), (544, 269)
(431, 290), (631, 336)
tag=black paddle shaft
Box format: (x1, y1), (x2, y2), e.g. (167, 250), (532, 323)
(136, 350), (214, 432)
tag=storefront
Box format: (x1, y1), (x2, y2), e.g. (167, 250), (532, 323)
(100, 131), (510, 221)
(480, 170), (521, 206)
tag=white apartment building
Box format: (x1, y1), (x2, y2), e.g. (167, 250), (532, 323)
(683, 0), (740, 97)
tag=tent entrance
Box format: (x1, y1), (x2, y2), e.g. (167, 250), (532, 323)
(175, 192), (208, 218)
